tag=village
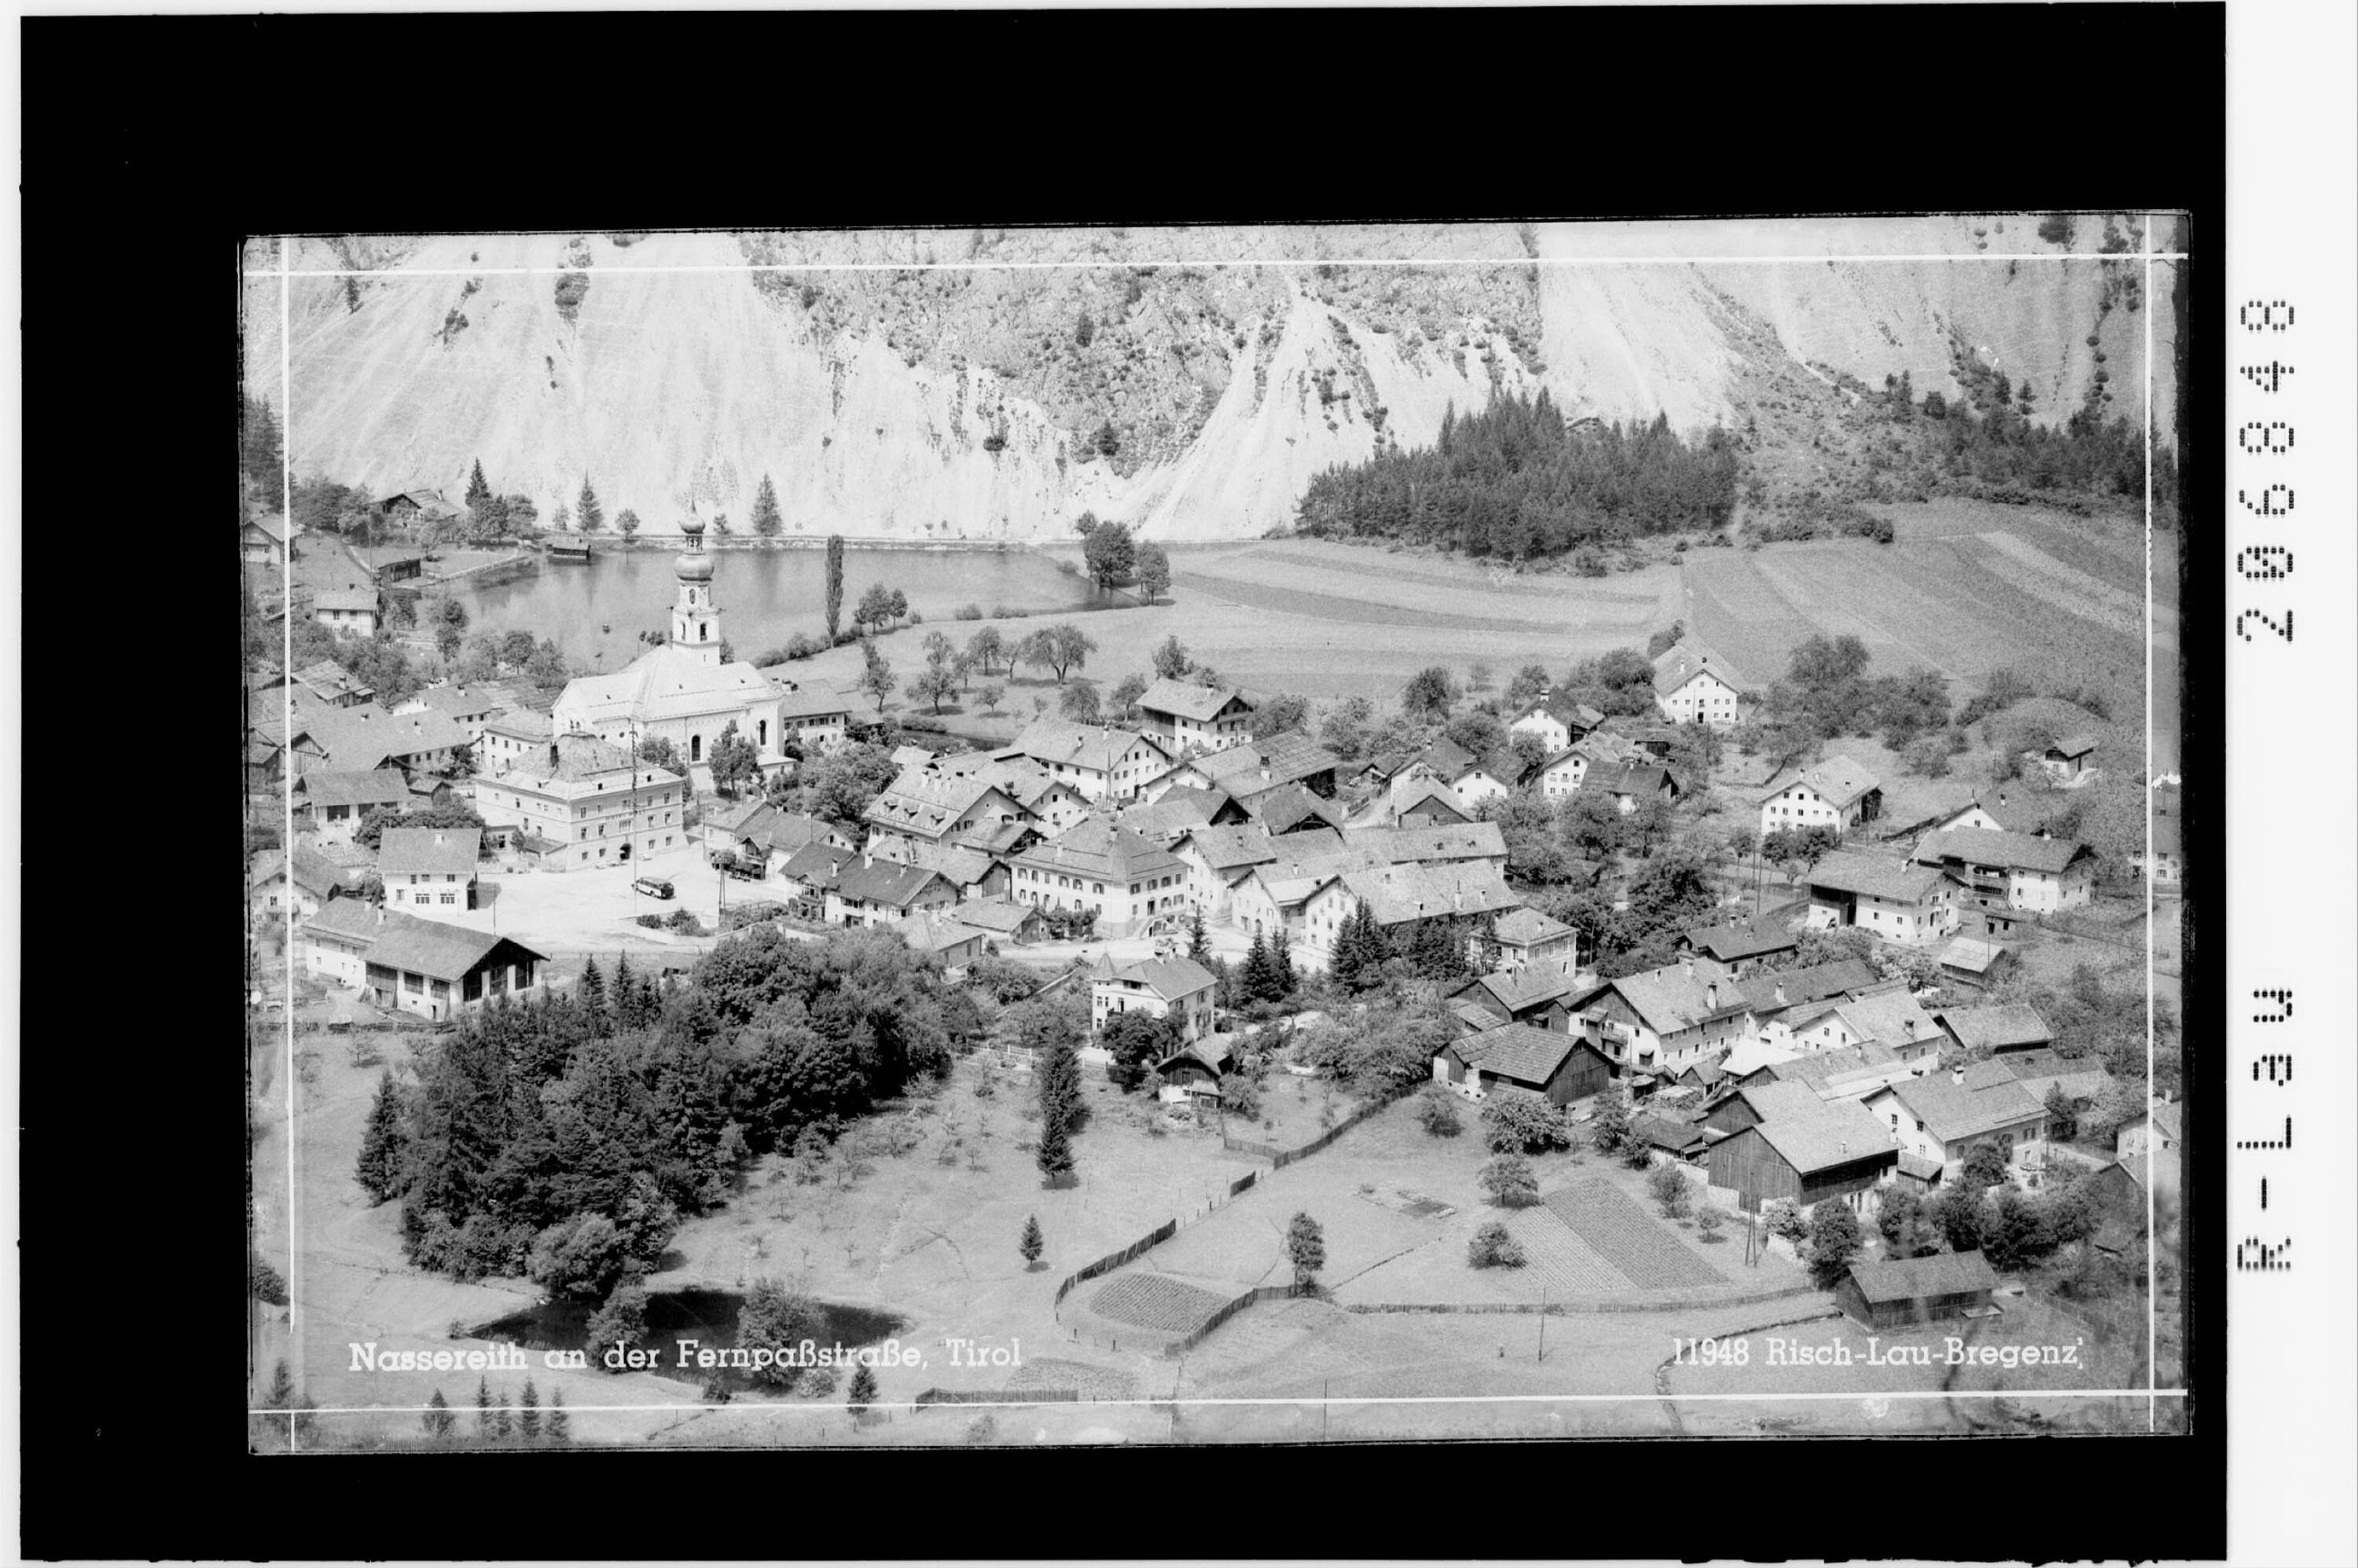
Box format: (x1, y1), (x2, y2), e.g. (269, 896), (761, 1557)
(244, 489), (2183, 1449)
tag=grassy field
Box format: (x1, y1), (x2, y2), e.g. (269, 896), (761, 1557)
(1685, 498), (2172, 774)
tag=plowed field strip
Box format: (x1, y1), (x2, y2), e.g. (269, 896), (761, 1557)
(1544, 1179), (1724, 1289)
(1242, 544), (1664, 605)
(1972, 531), (2143, 637)
(1089, 1273), (1229, 1335)
(1174, 571), (1645, 633)
(1502, 1206), (1633, 1294)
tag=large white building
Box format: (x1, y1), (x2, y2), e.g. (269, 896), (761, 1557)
(552, 518), (842, 783)
(1652, 641), (1748, 728)
(471, 732), (692, 870)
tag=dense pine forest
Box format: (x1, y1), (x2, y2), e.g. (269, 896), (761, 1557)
(1293, 391), (1741, 558)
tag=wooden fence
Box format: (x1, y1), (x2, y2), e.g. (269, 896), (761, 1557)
(1051, 1219), (1180, 1310)
(1221, 1083), (1413, 1168)
(1344, 1280), (1827, 1317)
(1164, 1283), (1303, 1357)
(913, 1386), (1081, 1406)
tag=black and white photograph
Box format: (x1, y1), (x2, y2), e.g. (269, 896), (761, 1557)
(241, 215), (2192, 1450)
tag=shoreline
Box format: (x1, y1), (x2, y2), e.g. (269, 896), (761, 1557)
(534, 534), (1037, 556)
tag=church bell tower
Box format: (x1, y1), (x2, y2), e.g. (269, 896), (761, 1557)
(671, 516), (722, 666)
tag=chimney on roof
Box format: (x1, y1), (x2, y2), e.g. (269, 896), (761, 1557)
(1773, 981), (1787, 1006)
(1682, 955), (1694, 979)
(1706, 981), (1719, 1010)
(1952, 1065), (1966, 1086)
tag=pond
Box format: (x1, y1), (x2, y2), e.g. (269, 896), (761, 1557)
(469, 1288), (905, 1389)
(450, 545), (1099, 668)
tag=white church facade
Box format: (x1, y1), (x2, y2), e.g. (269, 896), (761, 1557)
(550, 518), (839, 782)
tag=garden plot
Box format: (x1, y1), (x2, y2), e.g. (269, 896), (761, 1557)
(1500, 1205), (1634, 1294)
(1088, 1274), (1231, 1336)
(1543, 1179), (1726, 1290)
(1355, 1185), (1457, 1221)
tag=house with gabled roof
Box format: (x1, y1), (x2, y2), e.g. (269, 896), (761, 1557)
(2037, 733), (2101, 784)
(950, 896), (1051, 946)
(1434, 1022), (1614, 1107)
(1565, 954), (1753, 1080)
(1777, 987), (1943, 1063)
(1251, 781), (1348, 837)
(778, 841), (859, 919)
(392, 682), (509, 745)
(242, 511), (298, 566)
(1353, 773), (1474, 830)
(1930, 1003), (2055, 1059)
(2114, 1097), (2182, 1197)
(300, 901), (547, 1022)
(312, 585), (384, 638)
(471, 733), (691, 872)
(1862, 1059), (2048, 1180)
(1118, 786), (1248, 844)
(1932, 788), (2057, 839)
(1732, 957), (1880, 1028)
(270, 659), (376, 709)
(1091, 951), (1218, 1044)
(1912, 827), (2097, 916)
(1706, 1079), (1897, 1212)
(1450, 966), (1590, 1036)
(1004, 718), (1177, 802)
(1682, 916), (1798, 977)
(824, 853), (961, 930)
(1577, 760), (1681, 816)
(1758, 755), (1882, 841)
(864, 766), (1033, 861)
(292, 769), (411, 845)
(1302, 859), (1522, 958)
(1146, 729), (1341, 807)
(1805, 850), (1956, 944)
(1444, 750), (1537, 812)
(1506, 689), (1607, 755)
(1134, 678), (1255, 757)
(1172, 823), (1283, 920)
(378, 827), (482, 912)
(898, 911), (990, 974)
(1008, 817), (1192, 937)
(251, 844), (362, 920)
(1739, 1041), (1921, 1103)
(1491, 906), (1579, 975)
(1537, 730), (1645, 802)
(1651, 640), (1751, 728)
(1838, 1250), (1999, 1330)
(2132, 811), (2183, 887)
(1343, 821), (1508, 871)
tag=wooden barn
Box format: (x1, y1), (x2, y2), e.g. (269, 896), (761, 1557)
(1705, 1081), (1897, 1213)
(1836, 1250), (2000, 1331)
(1434, 1023), (1614, 1107)
(1154, 1039), (1234, 1103)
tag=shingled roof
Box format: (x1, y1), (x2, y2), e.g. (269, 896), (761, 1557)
(358, 910), (546, 982)
(1451, 1022), (1581, 1089)
(1570, 957), (1743, 1038)
(1097, 954), (1218, 1001)
(1008, 718), (1170, 777)
(831, 857), (957, 912)
(1651, 640), (1752, 696)
(297, 769), (410, 812)
(1777, 755), (1881, 810)
(1332, 861), (1520, 926)
(1846, 1249), (1999, 1304)
(1738, 1081), (1897, 1175)
(1809, 850), (1948, 904)
(1511, 690), (1606, 733)
(1733, 957), (1880, 1015)
(1913, 828), (2095, 878)
(1884, 1063), (2044, 1143)
(377, 827), (482, 877)
(1135, 677), (1250, 724)
(1345, 822), (1508, 865)
(1177, 823), (1280, 874)
(1685, 917), (1798, 964)
(1493, 907), (1575, 948)
(1014, 817), (1187, 884)
(1934, 1004), (2055, 1054)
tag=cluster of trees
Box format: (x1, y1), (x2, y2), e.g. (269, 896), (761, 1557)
(1295, 391), (1741, 557)
(415, 1378), (571, 1444)
(1875, 1155), (2101, 1272)
(1072, 513), (1171, 601)
(354, 798), (486, 854)
(367, 931), (968, 1289)
(1291, 1000), (1458, 1096)
(1532, 844), (1721, 977)
(1749, 634), (1952, 756)
(239, 395), (284, 495)
(1868, 365), (2167, 505)
(1327, 901), (1501, 992)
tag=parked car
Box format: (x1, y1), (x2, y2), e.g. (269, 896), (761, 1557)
(632, 876), (675, 900)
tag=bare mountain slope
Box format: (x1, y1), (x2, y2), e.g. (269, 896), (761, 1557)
(244, 218), (2169, 541)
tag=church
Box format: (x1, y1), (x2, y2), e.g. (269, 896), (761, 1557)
(551, 518), (839, 781)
